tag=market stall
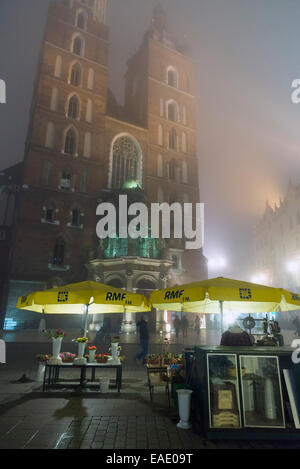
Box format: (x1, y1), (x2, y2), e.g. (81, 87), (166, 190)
(189, 345), (300, 440)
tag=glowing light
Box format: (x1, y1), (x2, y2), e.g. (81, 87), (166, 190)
(286, 260), (298, 273)
(208, 257), (227, 269)
(166, 323), (171, 333)
(251, 273), (267, 284)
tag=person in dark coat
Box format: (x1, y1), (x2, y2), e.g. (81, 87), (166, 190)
(220, 322), (253, 346)
(136, 315), (149, 364)
(174, 315), (181, 339)
(181, 315), (188, 338)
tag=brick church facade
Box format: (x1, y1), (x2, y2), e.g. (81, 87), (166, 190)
(1, 0), (207, 332)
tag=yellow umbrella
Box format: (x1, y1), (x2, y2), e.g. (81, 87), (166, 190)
(149, 277), (300, 331)
(17, 280), (150, 334)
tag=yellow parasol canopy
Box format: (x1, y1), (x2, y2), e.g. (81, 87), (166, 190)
(149, 276), (300, 315)
(17, 280), (150, 314)
(17, 280), (150, 334)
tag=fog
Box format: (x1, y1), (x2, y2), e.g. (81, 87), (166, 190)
(1, 0), (300, 279)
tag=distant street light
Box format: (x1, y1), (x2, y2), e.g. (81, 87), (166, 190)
(208, 257), (227, 270)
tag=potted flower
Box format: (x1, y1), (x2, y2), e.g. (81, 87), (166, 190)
(147, 353), (160, 365)
(88, 345), (97, 363)
(73, 337), (88, 364)
(95, 353), (109, 364)
(42, 329), (66, 364)
(60, 352), (75, 363)
(36, 354), (49, 363)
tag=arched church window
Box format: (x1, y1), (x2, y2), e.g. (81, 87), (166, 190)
(169, 128), (177, 150)
(167, 101), (178, 122)
(167, 67), (178, 88)
(72, 35), (84, 56)
(76, 11), (87, 30)
(64, 127), (77, 155)
(70, 62), (82, 86)
(111, 136), (139, 188)
(169, 159), (177, 181)
(67, 95), (80, 119)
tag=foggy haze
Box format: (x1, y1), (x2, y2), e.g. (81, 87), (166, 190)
(1, 0), (300, 279)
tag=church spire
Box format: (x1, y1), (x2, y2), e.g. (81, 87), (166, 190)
(152, 4), (167, 40)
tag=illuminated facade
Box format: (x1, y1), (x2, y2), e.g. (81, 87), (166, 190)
(2, 0), (207, 332)
(253, 181), (300, 292)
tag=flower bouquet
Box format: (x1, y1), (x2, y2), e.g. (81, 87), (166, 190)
(87, 345), (97, 363)
(36, 354), (49, 363)
(42, 328), (66, 339)
(73, 337), (88, 364)
(95, 353), (109, 363)
(73, 337), (88, 344)
(59, 352), (75, 363)
(43, 329), (66, 364)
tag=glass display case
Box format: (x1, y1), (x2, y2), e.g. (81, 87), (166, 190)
(191, 346), (300, 439)
(207, 354), (241, 428)
(239, 355), (285, 428)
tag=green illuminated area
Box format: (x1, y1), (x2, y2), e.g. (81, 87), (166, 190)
(103, 234), (162, 259)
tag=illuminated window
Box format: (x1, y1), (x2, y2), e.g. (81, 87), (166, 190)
(111, 136), (139, 188)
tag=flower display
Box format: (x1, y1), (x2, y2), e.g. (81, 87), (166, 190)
(42, 328), (66, 340)
(73, 337), (88, 344)
(88, 345), (97, 351)
(36, 354), (49, 362)
(95, 353), (109, 363)
(59, 352), (75, 363)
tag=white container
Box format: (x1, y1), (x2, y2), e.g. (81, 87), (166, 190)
(88, 349), (96, 363)
(74, 342), (87, 365)
(176, 389), (193, 429)
(99, 377), (110, 393)
(36, 363), (45, 382)
(111, 342), (118, 360)
(48, 337), (62, 365)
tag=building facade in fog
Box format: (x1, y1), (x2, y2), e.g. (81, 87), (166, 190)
(1, 0), (207, 331)
(253, 181), (300, 292)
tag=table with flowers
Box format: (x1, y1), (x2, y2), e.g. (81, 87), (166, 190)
(39, 330), (123, 392)
(42, 362), (122, 392)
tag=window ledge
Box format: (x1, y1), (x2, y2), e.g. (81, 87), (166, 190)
(41, 219), (60, 225)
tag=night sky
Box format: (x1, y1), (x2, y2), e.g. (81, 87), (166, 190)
(1, 0), (300, 279)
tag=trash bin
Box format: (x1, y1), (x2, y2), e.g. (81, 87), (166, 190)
(99, 377), (110, 393)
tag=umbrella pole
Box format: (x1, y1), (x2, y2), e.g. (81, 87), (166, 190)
(220, 300), (224, 334)
(83, 304), (89, 337)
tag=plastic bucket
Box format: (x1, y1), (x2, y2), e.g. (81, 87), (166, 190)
(99, 377), (110, 393)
